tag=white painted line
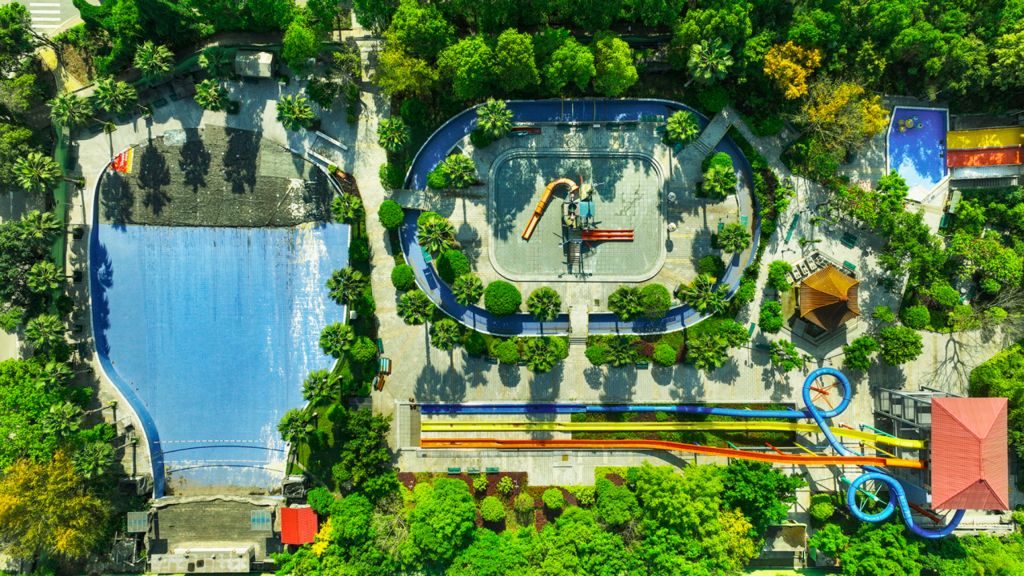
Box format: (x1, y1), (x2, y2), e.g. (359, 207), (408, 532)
(33, 24), (60, 28)
(30, 3), (62, 6)
(31, 10), (61, 13)
(32, 17), (61, 20)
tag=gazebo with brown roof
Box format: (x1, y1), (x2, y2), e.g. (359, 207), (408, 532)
(799, 265), (860, 332)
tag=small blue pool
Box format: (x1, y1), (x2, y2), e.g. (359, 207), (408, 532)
(91, 223), (348, 495)
(887, 107), (948, 192)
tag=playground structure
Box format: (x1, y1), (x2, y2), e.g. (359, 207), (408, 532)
(522, 178), (578, 240)
(418, 367), (1008, 538)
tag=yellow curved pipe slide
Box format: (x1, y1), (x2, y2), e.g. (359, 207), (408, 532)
(420, 420), (926, 449)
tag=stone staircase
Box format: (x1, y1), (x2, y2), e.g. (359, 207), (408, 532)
(569, 305), (589, 348)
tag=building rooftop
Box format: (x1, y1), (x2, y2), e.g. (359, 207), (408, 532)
(931, 397), (1009, 510)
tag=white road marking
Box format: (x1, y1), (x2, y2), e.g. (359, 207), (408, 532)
(33, 24), (60, 28)
(30, 3), (62, 6)
(32, 17), (61, 20)
(31, 10), (61, 13)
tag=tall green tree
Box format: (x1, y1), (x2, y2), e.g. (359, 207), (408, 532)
(352, 0), (398, 34)
(438, 35), (493, 101)
(198, 46), (234, 78)
(13, 152), (62, 194)
(0, 3), (37, 73)
(590, 31), (638, 97)
(717, 222), (750, 253)
(666, 110), (699, 144)
(18, 210), (61, 244)
(492, 28), (540, 93)
(376, 37), (438, 96)
(278, 408), (316, 444)
(332, 407), (399, 501)
(679, 273), (729, 314)
(133, 41), (175, 83)
(476, 98), (513, 139)
(48, 93), (93, 129)
(841, 523), (921, 576)
(0, 359), (63, 468)
(26, 261), (62, 292)
(407, 477), (477, 563)
(544, 36), (595, 94)
(688, 38), (734, 85)
(302, 368), (340, 405)
(91, 77), (137, 114)
(281, 15), (321, 74)
(527, 287), (562, 322)
(722, 459), (806, 536)
(73, 442), (116, 480)
(25, 314), (65, 350)
(389, 0), (453, 59)
(326, 267), (368, 306)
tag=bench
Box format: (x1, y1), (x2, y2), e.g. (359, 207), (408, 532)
(376, 337), (384, 354)
(654, 125), (667, 134)
(421, 246), (433, 263)
(755, 343), (771, 351)
(152, 98), (168, 109)
(378, 357), (392, 375)
(718, 222), (725, 232)
(467, 467), (481, 474)
(372, 374), (386, 391)
(486, 467), (499, 474)
(939, 214), (950, 229)
(840, 237), (855, 248)
(636, 361), (649, 369)
(447, 467), (461, 475)
(748, 323), (756, 337)
(843, 261), (856, 272)
(485, 356), (498, 365)
(740, 216), (748, 227)
(88, 123), (104, 134)
(117, 113), (132, 123)
(557, 123), (573, 132)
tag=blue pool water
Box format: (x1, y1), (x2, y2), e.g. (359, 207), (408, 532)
(90, 223), (348, 495)
(887, 107), (948, 192)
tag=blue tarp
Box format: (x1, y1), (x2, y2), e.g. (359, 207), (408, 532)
(90, 223), (348, 495)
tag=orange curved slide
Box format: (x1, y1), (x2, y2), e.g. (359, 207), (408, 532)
(421, 438), (927, 469)
(522, 178), (578, 240)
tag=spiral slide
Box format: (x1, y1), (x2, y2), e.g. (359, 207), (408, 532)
(420, 420), (927, 449)
(420, 368), (967, 538)
(522, 178), (578, 240)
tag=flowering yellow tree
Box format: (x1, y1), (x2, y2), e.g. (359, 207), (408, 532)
(792, 78), (889, 155)
(764, 41), (822, 99)
(312, 517), (332, 556)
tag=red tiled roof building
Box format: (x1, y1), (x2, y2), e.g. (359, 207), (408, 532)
(930, 397), (1009, 510)
(280, 507), (318, 545)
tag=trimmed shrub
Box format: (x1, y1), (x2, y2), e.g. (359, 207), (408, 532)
(400, 97), (428, 125)
(927, 280), (960, 308)
(767, 261), (793, 291)
(734, 276), (756, 306)
(653, 344), (676, 366)
(379, 162), (405, 190)
(473, 473), (488, 493)
(759, 300), (784, 333)
(496, 340), (520, 364)
(349, 238), (369, 261)
(809, 499), (835, 527)
(417, 211), (440, 227)
(427, 167), (446, 189)
(543, 488), (565, 510)
(485, 281), (522, 317)
(465, 331), (487, 354)
(902, 305), (930, 330)
(697, 85), (729, 113)
(480, 496), (505, 522)
(585, 345), (607, 365)
(496, 476), (514, 496)
(377, 199), (404, 229)
(514, 492), (534, 513)
(437, 250), (471, 284)
(640, 284), (672, 320)
(549, 337), (569, 359)
(873, 305), (896, 323)
(351, 336), (377, 362)
(470, 128), (495, 149)
(698, 255), (726, 277)
(391, 264), (416, 291)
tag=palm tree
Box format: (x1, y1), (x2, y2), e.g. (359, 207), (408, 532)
(302, 368), (340, 405)
(331, 194), (363, 222)
(73, 442), (116, 479)
(476, 98), (513, 139)
(523, 338), (557, 372)
(527, 287), (562, 322)
(27, 261), (63, 293)
(608, 286), (642, 321)
(439, 155), (476, 188)
(717, 222), (751, 253)
(679, 274), (729, 314)
(35, 359), (73, 392)
(429, 318), (460, 351)
(398, 290), (433, 325)
(377, 117), (411, 152)
(198, 46), (233, 78)
(278, 409), (317, 444)
(194, 79), (229, 111)
(25, 314), (65, 349)
(319, 323), (354, 358)
(687, 38), (733, 86)
(666, 110), (700, 145)
(418, 215), (455, 252)
(687, 332), (729, 372)
(276, 95), (314, 131)
(134, 42), (175, 83)
(92, 77), (138, 115)
(703, 162), (738, 199)
(326, 267), (368, 306)
(42, 401), (83, 439)
(19, 210), (62, 242)
(607, 336), (636, 367)
(452, 274), (483, 305)
(14, 152), (62, 194)
(49, 93), (94, 129)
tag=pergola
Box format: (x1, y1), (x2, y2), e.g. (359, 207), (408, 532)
(799, 265), (860, 332)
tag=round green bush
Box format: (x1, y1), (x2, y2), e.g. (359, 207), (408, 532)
(349, 238), (369, 261)
(391, 264), (416, 291)
(927, 281), (960, 308)
(496, 340), (520, 364)
(652, 343), (676, 366)
(809, 500), (835, 526)
(981, 278), (1001, 294)
(640, 284), (672, 320)
(437, 249), (471, 284)
(902, 305), (930, 330)
(480, 496), (505, 522)
(698, 255), (726, 277)
(484, 281), (522, 317)
(306, 486), (335, 515)
(543, 488), (565, 510)
(377, 199), (405, 229)
(427, 167), (447, 189)
(759, 300), (784, 333)
(514, 492), (534, 512)
(378, 163), (405, 191)
(873, 306), (896, 323)
(417, 211), (440, 228)
(767, 261), (793, 292)
(351, 336), (377, 362)
(470, 128), (495, 149)
(734, 276), (756, 306)
(465, 331), (487, 354)
(585, 345), (607, 365)
(697, 85), (729, 113)
(496, 476), (514, 496)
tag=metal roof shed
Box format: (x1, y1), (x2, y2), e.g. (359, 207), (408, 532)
(234, 50), (276, 78)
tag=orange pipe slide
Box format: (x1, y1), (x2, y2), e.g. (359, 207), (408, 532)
(582, 230), (634, 241)
(522, 178), (578, 240)
(946, 146), (1022, 168)
(421, 438), (927, 469)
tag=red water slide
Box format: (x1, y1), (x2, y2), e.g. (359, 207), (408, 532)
(420, 438), (927, 469)
(946, 145), (1022, 168)
(581, 229), (634, 241)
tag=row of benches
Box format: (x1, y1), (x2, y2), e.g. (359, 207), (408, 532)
(448, 467), (501, 475)
(477, 354), (651, 369)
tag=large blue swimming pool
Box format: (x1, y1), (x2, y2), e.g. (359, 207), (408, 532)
(90, 223), (348, 495)
(887, 107), (948, 192)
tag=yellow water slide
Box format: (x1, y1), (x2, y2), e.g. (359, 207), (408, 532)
(947, 127), (1024, 150)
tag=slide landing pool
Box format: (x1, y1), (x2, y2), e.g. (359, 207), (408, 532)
(90, 222), (348, 495)
(887, 107), (948, 194)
